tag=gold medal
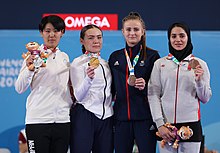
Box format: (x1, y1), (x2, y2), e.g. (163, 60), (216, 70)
(89, 57), (100, 69)
(128, 75), (136, 86)
(189, 59), (200, 69)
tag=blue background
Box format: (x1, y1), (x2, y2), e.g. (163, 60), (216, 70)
(0, 30), (219, 152)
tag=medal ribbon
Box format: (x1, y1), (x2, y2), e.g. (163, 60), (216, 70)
(85, 51), (100, 59)
(124, 48), (141, 75)
(41, 44), (58, 62)
(167, 53), (180, 65)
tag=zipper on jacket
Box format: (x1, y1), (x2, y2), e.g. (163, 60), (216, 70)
(174, 65), (180, 124)
(126, 65), (131, 120)
(125, 48), (132, 120)
(100, 64), (107, 120)
(198, 99), (201, 120)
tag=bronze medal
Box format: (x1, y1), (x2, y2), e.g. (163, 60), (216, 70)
(128, 75), (136, 86)
(89, 57), (100, 69)
(189, 59), (200, 69)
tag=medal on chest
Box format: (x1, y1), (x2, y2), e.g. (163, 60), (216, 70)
(86, 51), (100, 69)
(127, 75), (136, 86)
(89, 57), (100, 69)
(188, 59), (200, 69)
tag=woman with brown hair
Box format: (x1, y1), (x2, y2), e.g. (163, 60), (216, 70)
(108, 12), (160, 153)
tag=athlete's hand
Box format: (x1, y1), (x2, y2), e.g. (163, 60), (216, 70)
(158, 125), (175, 143)
(194, 65), (204, 81)
(86, 66), (95, 79)
(134, 78), (145, 90)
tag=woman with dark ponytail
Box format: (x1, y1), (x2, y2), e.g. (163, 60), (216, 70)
(69, 24), (114, 153)
(108, 12), (160, 153)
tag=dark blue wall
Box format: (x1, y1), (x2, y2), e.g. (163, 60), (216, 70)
(1, 0), (220, 30)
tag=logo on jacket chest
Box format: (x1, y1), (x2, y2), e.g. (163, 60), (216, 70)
(114, 60), (145, 66)
(114, 61), (119, 66)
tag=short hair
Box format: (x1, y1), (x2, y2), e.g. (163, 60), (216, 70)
(39, 15), (65, 33)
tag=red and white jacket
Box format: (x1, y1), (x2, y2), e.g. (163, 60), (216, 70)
(148, 54), (212, 128)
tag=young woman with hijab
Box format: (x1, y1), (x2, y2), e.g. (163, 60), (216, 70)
(148, 22), (212, 153)
(69, 24), (113, 153)
(108, 12), (160, 153)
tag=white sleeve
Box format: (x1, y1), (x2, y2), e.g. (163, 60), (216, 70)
(15, 60), (35, 94)
(148, 60), (165, 128)
(195, 60), (212, 103)
(70, 61), (93, 102)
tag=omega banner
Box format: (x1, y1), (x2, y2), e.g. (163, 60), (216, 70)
(43, 14), (118, 30)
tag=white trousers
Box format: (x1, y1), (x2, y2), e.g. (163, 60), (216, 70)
(158, 141), (201, 153)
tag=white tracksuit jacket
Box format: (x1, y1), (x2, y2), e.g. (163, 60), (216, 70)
(70, 54), (113, 120)
(15, 44), (72, 124)
(148, 54), (212, 128)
